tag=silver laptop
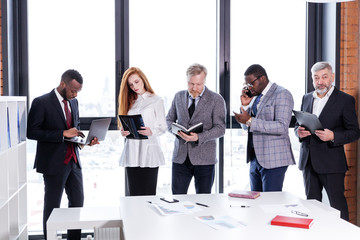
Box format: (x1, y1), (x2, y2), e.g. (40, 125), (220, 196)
(65, 118), (111, 145)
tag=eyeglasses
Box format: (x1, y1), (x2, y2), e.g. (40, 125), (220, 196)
(244, 75), (262, 88)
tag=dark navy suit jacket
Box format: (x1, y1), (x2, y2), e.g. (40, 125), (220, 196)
(27, 89), (81, 175)
(295, 87), (360, 174)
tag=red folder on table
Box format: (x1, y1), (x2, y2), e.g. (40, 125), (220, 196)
(271, 215), (314, 229)
(228, 190), (260, 199)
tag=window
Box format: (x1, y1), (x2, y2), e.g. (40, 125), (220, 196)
(27, 0), (118, 233)
(225, 0), (306, 197)
(28, 0), (116, 117)
(129, 0), (218, 194)
(25, 0), (308, 235)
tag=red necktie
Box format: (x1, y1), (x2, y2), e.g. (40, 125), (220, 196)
(62, 99), (77, 164)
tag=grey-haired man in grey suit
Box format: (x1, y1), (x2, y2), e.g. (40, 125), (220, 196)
(166, 63), (226, 194)
(234, 64), (295, 192)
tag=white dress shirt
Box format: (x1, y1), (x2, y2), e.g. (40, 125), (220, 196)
(119, 92), (167, 167)
(187, 86), (205, 108)
(54, 88), (71, 118)
(312, 86), (334, 117)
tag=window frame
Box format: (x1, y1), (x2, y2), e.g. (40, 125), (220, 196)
(1, 0), (342, 237)
(3, 0), (341, 209)
(6, 0), (340, 128)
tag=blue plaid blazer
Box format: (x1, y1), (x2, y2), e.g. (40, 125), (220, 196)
(244, 83), (295, 169)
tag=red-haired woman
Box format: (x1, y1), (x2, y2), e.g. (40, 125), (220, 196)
(118, 67), (167, 196)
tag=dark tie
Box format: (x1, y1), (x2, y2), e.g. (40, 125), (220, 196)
(248, 93), (263, 161)
(251, 94), (263, 117)
(188, 98), (196, 118)
(62, 99), (77, 164)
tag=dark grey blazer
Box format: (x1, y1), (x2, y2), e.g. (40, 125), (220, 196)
(166, 87), (226, 165)
(295, 87), (360, 173)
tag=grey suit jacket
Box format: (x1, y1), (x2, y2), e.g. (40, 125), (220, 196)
(166, 87), (226, 165)
(243, 83), (295, 169)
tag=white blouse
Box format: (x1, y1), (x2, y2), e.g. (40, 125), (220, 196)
(119, 92), (167, 167)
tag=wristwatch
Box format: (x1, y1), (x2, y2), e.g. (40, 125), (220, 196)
(246, 117), (252, 127)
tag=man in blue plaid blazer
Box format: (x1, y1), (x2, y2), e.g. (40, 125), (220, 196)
(234, 64), (295, 192)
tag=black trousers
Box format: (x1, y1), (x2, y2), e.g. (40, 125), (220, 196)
(303, 158), (349, 221)
(43, 159), (84, 240)
(172, 156), (215, 194)
(125, 167), (159, 196)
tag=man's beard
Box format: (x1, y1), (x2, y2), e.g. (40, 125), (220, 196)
(314, 84), (330, 95)
(189, 90), (201, 98)
(60, 88), (68, 100)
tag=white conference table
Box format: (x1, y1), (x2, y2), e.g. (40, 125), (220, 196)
(119, 192), (360, 240)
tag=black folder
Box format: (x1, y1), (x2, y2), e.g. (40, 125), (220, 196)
(118, 114), (148, 139)
(293, 110), (324, 134)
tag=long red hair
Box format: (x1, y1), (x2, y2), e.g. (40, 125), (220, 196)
(117, 67), (155, 128)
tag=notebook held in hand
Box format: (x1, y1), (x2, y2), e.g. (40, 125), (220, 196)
(171, 122), (203, 136)
(293, 110), (324, 134)
(119, 114), (148, 139)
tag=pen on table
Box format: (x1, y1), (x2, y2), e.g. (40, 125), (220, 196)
(196, 202), (209, 208)
(285, 204), (298, 207)
(291, 210), (308, 217)
(230, 205), (250, 208)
